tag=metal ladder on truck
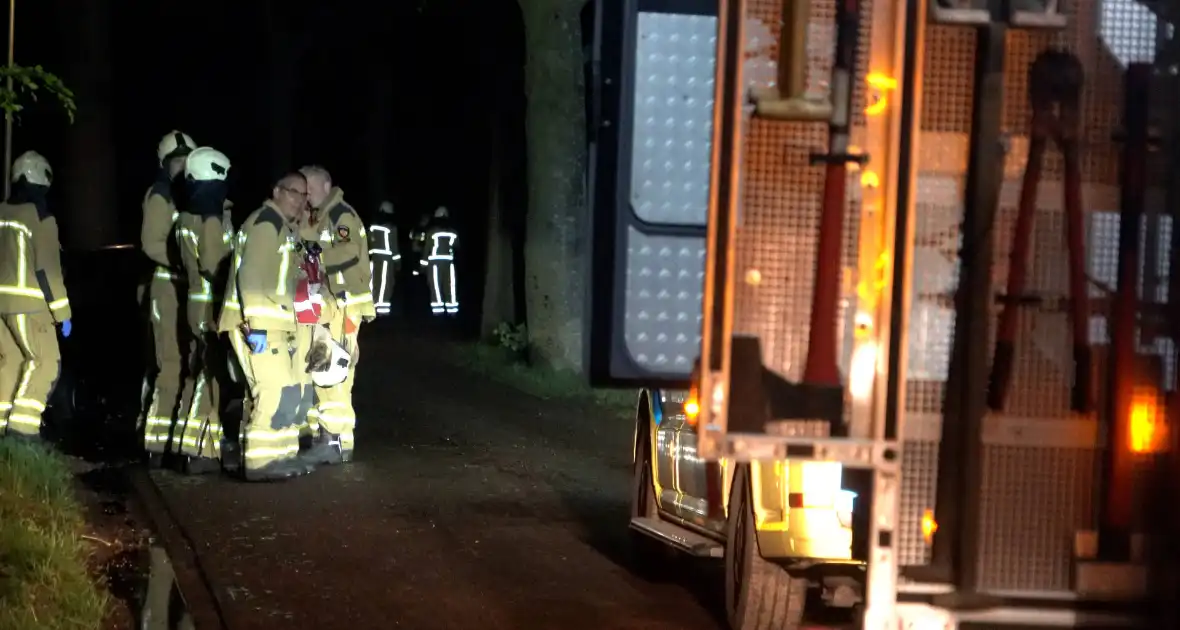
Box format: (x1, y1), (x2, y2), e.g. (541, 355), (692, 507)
(691, 1), (1071, 629)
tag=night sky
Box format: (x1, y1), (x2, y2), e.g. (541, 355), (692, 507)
(11, 0), (526, 254)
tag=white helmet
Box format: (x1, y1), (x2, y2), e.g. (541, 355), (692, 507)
(311, 340), (352, 387)
(307, 325), (352, 387)
(185, 147), (231, 182)
(157, 130), (196, 165)
(11, 151), (52, 186)
(378, 201), (394, 215)
(434, 206), (448, 218)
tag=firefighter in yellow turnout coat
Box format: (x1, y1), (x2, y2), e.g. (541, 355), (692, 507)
(298, 166), (375, 464)
(174, 147), (236, 474)
(219, 173), (316, 481)
(0, 151), (70, 439)
(141, 130), (196, 459)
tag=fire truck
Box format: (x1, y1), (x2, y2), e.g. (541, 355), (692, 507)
(586, 0), (1177, 628)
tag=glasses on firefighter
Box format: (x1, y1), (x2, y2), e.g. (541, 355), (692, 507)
(280, 185), (308, 198)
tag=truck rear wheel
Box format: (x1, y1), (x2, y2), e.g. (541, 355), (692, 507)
(725, 466), (807, 630)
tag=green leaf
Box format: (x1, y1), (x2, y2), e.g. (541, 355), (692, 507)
(0, 64), (77, 124)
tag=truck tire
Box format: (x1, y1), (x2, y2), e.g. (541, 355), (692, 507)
(725, 466), (808, 630)
(630, 419), (676, 573)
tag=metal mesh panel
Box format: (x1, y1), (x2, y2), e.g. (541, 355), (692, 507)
(976, 446), (1097, 592)
(900, 0), (1178, 590)
(899, 438), (940, 565)
(735, 0), (874, 379)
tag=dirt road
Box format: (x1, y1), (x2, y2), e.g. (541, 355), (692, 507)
(150, 324), (725, 630)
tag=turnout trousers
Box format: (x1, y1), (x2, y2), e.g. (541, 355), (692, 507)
(229, 328), (313, 474)
(0, 312), (61, 437)
(427, 259), (458, 315)
(142, 274), (188, 453)
(305, 298), (359, 454)
(175, 328), (232, 460)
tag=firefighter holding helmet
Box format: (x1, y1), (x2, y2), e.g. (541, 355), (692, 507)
(218, 172), (316, 481)
(0, 151), (70, 440)
(295, 165), (374, 465)
(173, 147), (238, 474)
(141, 130), (196, 462)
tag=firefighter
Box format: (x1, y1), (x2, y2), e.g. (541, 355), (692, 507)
(173, 147), (236, 474)
(141, 130), (196, 463)
(297, 165), (375, 465)
(425, 206), (459, 316)
(368, 200), (400, 316)
(218, 172), (315, 481)
(0, 151), (69, 440)
(409, 213), (429, 277)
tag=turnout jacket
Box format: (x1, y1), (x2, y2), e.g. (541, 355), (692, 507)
(176, 201), (235, 330)
(141, 182), (184, 287)
(0, 200), (70, 320)
(219, 201), (301, 333)
(303, 187), (376, 321)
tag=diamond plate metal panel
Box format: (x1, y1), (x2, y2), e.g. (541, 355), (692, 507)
(588, 5), (715, 386)
(624, 229), (706, 372)
(619, 11), (714, 375)
(631, 12), (716, 226)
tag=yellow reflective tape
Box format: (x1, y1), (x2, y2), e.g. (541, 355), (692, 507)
(8, 413), (41, 427)
(14, 398), (45, 412)
(0, 286), (43, 298)
(276, 243), (291, 296)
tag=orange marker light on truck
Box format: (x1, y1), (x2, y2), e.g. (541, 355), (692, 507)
(921, 509), (938, 544)
(1129, 388), (1167, 454)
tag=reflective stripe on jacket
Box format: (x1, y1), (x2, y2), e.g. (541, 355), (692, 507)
(0, 201), (71, 320)
(307, 188), (376, 321)
(176, 203), (234, 329)
(218, 202), (300, 333)
(140, 185), (183, 285)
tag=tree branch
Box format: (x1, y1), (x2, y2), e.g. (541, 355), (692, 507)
(0, 64), (77, 123)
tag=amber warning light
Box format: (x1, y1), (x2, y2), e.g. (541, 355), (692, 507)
(921, 509), (938, 545)
(684, 385), (700, 424)
(1129, 388), (1167, 454)
(684, 361), (702, 425)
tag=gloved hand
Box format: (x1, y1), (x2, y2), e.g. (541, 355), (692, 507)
(60, 319), (72, 338)
(246, 330), (267, 354)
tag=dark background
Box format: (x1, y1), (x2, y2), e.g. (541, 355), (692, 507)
(11, 0), (528, 317)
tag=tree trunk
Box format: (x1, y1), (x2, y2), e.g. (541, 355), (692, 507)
(482, 118), (515, 337)
(61, 0), (117, 250)
(262, 2), (296, 178)
(517, 0), (587, 371)
(366, 74), (395, 214)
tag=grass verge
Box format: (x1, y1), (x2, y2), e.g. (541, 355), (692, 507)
(0, 440), (108, 630)
(447, 341), (637, 419)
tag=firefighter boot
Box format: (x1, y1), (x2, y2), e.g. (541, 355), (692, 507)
(181, 455), (221, 476)
(220, 439), (242, 473)
(299, 430), (349, 466)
